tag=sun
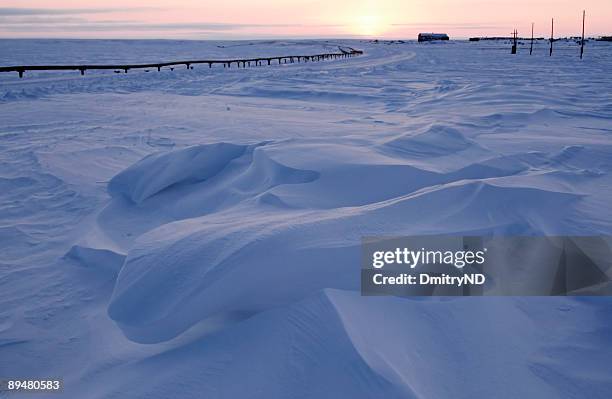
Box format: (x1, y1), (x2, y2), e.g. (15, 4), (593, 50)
(334, 1), (392, 37)
(354, 14), (387, 37)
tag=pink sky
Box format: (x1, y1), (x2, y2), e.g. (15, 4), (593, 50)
(0, 0), (610, 39)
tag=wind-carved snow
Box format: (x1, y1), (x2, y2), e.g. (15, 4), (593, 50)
(108, 142), (252, 204)
(104, 135), (592, 344)
(1, 39), (612, 398)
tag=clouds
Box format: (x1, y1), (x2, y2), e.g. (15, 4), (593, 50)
(0, 6), (345, 38)
(0, 8), (133, 33)
(392, 22), (505, 31)
(0, 7), (157, 32)
(0, 7), (151, 16)
(1, 22), (310, 33)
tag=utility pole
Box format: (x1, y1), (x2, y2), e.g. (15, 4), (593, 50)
(580, 10), (586, 59)
(511, 29), (518, 54)
(550, 18), (554, 56)
(530, 23), (534, 55)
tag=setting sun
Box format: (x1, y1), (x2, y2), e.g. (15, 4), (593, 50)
(344, 1), (393, 37)
(353, 14), (388, 36)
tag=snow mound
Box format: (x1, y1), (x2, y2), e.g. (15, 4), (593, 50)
(381, 125), (486, 158)
(107, 139), (584, 343)
(96, 291), (417, 398)
(97, 290), (612, 398)
(108, 143), (253, 204)
(107, 141), (319, 211)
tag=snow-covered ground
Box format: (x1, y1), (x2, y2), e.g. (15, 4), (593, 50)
(1, 38), (612, 398)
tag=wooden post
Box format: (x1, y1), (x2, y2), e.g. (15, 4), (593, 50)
(580, 10), (585, 59)
(530, 23), (534, 55)
(511, 29), (517, 54)
(550, 18), (554, 56)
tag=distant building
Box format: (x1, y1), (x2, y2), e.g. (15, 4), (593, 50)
(418, 33), (450, 42)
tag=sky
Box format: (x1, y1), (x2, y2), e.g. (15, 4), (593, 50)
(0, 1), (610, 40)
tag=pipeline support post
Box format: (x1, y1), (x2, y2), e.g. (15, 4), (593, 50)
(580, 10), (586, 59)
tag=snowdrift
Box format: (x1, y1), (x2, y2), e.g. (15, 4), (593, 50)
(91, 290), (612, 398)
(108, 142), (251, 204)
(105, 138), (589, 343)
